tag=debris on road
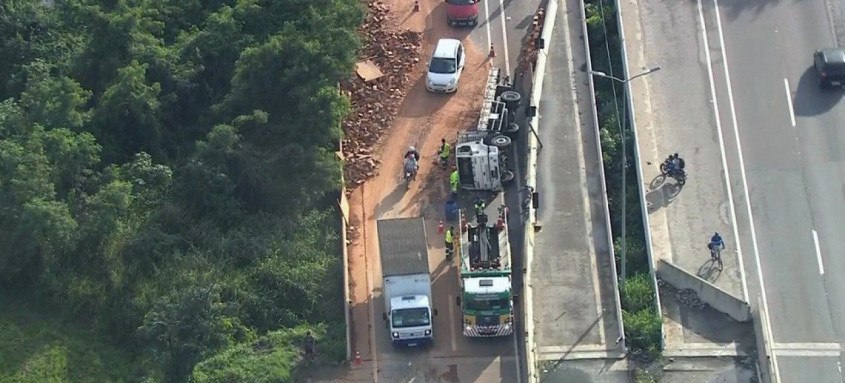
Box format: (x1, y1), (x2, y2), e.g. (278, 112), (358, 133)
(658, 279), (706, 310)
(342, 1), (423, 187)
(517, 8), (545, 73)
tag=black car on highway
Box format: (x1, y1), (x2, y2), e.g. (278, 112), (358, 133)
(814, 48), (845, 89)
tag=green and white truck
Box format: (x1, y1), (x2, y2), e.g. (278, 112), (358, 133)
(456, 206), (514, 337)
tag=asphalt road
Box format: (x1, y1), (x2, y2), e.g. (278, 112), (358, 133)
(712, 0), (845, 380)
(532, 0), (623, 363)
(623, 0), (845, 380)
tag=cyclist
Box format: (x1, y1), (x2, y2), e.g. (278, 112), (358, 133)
(708, 232), (725, 265)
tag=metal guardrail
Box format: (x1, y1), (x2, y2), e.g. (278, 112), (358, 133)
(580, 0), (627, 352)
(522, 1), (557, 381)
(613, 0), (665, 349)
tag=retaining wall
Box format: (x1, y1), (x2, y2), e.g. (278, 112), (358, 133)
(656, 260), (751, 322)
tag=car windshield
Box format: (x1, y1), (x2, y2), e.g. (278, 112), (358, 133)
(429, 57), (457, 74)
(446, 0), (477, 5)
(466, 297), (509, 311)
(392, 308), (430, 328)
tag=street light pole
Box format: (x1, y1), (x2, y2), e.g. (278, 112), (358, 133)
(589, 66), (660, 286)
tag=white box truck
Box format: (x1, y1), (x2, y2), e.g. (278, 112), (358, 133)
(378, 217), (435, 347)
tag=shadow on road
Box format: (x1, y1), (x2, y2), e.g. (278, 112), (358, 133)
(697, 258), (723, 282)
(793, 66), (844, 116)
(708, 0), (783, 22)
(646, 175), (683, 213)
(375, 182), (409, 217)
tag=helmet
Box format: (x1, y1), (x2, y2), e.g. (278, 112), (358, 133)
(408, 146), (416, 152)
(673, 153), (680, 158)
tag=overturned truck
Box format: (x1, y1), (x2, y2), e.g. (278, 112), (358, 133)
(455, 67), (521, 192)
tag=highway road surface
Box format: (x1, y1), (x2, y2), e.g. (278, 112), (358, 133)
(624, 0), (845, 380)
(531, 0), (625, 378)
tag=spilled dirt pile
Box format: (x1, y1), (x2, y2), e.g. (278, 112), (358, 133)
(342, 1), (424, 187)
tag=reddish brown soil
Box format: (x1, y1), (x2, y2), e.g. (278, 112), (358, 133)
(344, 0), (489, 372)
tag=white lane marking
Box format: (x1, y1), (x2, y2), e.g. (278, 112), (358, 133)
(784, 78), (796, 128)
(710, 0), (780, 380)
(773, 349), (842, 357)
(483, 0), (492, 53)
(812, 229), (824, 275)
(497, 0), (511, 76)
(772, 342), (841, 350)
(448, 293), (458, 351)
(695, 0), (749, 303)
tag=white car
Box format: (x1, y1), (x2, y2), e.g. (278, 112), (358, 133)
(426, 38), (465, 93)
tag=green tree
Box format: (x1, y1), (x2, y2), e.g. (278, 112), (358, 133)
(93, 60), (162, 162)
(0, 131), (78, 283)
(19, 60), (93, 130)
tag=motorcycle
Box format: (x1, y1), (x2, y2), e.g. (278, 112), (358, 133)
(404, 169), (416, 189)
(659, 162), (686, 185)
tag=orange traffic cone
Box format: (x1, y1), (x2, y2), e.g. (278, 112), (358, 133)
(413, 0), (420, 11)
(354, 350), (362, 366)
(489, 44), (496, 58)
(437, 220), (444, 234)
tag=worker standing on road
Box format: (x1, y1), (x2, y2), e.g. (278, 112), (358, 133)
(450, 166), (459, 195)
(438, 138), (451, 169)
(445, 226), (455, 260)
(474, 197), (486, 217)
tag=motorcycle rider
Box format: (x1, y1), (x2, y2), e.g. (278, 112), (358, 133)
(664, 153), (685, 178)
(671, 153), (685, 170)
(406, 146), (420, 162)
(404, 146), (419, 181)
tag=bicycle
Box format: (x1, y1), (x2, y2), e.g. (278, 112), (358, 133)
(708, 241), (724, 269)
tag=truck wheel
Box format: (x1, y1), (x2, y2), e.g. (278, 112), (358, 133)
(500, 90), (521, 103)
(505, 122), (520, 139)
(489, 134), (511, 148)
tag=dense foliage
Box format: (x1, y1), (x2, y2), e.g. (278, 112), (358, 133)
(585, 0), (662, 360)
(0, 0), (363, 381)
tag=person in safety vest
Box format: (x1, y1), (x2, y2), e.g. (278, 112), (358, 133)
(445, 226), (455, 260)
(438, 138), (451, 169)
(449, 166), (459, 195)
(474, 197), (486, 217)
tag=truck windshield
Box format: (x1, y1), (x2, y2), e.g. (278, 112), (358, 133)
(392, 308), (431, 328)
(446, 0), (477, 4)
(429, 57), (457, 74)
(467, 297), (510, 311)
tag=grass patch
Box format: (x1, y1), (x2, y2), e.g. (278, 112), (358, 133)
(0, 295), (145, 383)
(192, 323), (347, 383)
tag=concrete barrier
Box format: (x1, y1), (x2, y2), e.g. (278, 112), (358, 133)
(656, 260), (751, 322)
(337, 148), (352, 361)
(753, 295), (778, 383)
(615, 0), (665, 349)
(523, 1), (557, 382)
(580, 0), (626, 352)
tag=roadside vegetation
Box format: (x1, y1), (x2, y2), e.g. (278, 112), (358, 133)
(584, 0), (663, 362)
(0, 0), (362, 381)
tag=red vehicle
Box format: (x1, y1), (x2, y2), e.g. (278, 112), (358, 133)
(445, 0), (479, 27)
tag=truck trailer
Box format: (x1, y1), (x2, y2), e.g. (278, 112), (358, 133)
(378, 217), (435, 347)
